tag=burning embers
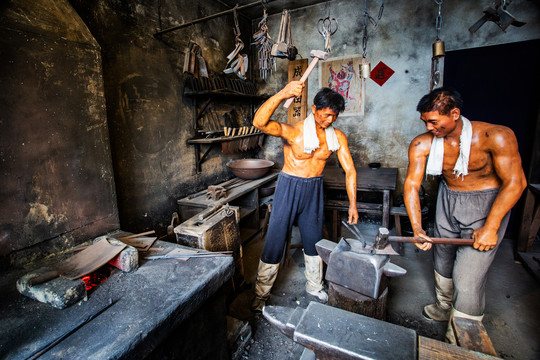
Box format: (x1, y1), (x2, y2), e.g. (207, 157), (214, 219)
(16, 236), (140, 309)
(81, 265), (112, 292)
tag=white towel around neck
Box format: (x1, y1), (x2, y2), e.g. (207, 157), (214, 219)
(303, 113), (340, 153)
(425, 116), (472, 179)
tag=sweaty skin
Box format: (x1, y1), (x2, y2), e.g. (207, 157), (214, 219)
(404, 107), (526, 251)
(253, 81), (359, 224)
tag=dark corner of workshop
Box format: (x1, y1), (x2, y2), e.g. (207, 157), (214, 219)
(1, 0), (539, 359)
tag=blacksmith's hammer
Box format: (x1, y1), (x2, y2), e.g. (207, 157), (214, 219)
(375, 227), (476, 247)
(283, 50), (328, 109)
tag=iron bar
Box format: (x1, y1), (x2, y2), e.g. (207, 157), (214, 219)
(154, 0), (270, 37)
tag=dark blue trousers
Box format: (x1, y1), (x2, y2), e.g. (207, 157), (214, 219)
(261, 172), (324, 264)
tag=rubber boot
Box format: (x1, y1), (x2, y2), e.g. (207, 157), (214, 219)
(445, 307), (484, 344)
(423, 271), (453, 321)
(251, 260), (280, 312)
(304, 253), (328, 303)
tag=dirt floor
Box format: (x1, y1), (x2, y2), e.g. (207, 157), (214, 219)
(229, 219), (540, 360)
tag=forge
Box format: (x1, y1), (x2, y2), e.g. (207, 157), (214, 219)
(0, 234), (234, 360)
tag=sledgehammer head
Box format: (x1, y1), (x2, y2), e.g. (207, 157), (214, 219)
(375, 227), (390, 250)
(310, 49), (328, 61)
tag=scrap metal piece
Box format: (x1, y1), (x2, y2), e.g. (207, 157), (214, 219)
(207, 185), (227, 201)
(264, 302), (417, 360)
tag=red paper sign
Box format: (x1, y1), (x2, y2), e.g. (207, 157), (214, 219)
(370, 61), (395, 86)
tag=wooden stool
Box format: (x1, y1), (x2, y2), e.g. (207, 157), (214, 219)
(391, 205), (428, 236)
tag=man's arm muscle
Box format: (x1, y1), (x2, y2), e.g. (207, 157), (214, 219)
(336, 130), (358, 224)
(473, 126), (527, 250)
(253, 81), (304, 138)
(404, 135), (432, 250)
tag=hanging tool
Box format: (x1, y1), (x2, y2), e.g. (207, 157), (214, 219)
(253, 8), (276, 81)
(183, 42), (209, 78)
(283, 50), (328, 109)
(224, 6), (248, 79)
(271, 10), (297, 60)
(469, 0), (526, 34)
(430, 0), (445, 91)
(317, 17), (338, 52)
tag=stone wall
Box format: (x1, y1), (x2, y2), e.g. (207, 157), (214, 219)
(0, 0), (119, 266)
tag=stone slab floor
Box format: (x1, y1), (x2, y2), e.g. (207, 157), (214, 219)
(229, 221), (540, 360)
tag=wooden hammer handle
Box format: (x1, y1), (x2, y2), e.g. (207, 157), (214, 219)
(283, 57), (322, 109)
(388, 236), (475, 246)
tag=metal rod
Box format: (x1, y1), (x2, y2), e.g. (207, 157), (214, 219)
(388, 236), (474, 246)
(154, 0), (267, 37)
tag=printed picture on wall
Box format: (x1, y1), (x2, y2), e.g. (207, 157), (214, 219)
(319, 54), (363, 116)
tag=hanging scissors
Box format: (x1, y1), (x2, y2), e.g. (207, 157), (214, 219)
(317, 17), (338, 52)
(317, 17), (338, 37)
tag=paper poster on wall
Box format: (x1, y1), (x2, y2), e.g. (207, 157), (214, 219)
(319, 54), (363, 116)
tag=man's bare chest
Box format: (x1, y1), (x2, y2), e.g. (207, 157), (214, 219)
(443, 142), (492, 172)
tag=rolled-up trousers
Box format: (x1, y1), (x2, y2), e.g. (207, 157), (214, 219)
(433, 180), (509, 316)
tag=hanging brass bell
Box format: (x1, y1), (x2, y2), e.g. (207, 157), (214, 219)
(432, 39), (445, 58)
(360, 61), (371, 79)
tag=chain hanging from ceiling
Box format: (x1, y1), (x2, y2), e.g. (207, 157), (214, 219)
(430, 0), (445, 90)
(359, 0), (385, 116)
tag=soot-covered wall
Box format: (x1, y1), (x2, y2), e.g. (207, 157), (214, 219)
(254, 0), (540, 204)
(70, 0), (255, 233)
(0, 0), (119, 266)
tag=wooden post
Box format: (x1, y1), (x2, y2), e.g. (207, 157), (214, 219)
(287, 58), (308, 124)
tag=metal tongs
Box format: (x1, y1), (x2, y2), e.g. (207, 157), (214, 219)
(341, 220), (369, 249)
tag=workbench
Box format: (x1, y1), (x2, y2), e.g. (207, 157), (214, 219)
(323, 166), (399, 241)
(177, 171), (279, 242)
(0, 237), (234, 359)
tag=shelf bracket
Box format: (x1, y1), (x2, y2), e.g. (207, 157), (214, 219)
(193, 143), (217, 173)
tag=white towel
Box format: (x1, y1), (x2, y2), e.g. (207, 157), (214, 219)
(303, 113), (340, 153)
(425, 116), (472, 179)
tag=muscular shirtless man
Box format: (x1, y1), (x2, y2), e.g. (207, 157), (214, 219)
(404, 87), (526, 342)
(251, 81), (359, 312)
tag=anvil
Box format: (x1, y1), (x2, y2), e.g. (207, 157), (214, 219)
(263, 302), (417, 360)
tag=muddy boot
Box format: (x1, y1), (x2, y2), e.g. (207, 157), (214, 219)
(445, 308), (484, 344)
(304, 253), (328, 303)
(251, 260), (280, 312)
(423, 271), (453, 321)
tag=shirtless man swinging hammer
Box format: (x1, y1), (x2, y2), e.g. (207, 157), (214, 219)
(404, 87), (526, 342)
(250, 81), (359, 311)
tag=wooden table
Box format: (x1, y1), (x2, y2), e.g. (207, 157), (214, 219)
(323, 166), (399, 241)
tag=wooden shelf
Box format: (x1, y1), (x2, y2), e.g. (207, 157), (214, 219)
(184, 89), (270, 101)
(185, 86), (270, 173)
(239, 207), (256, 220)
(187, 132), (263, 144)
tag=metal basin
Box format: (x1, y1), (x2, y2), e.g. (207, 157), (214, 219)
(227, 159), (274, 180)
(259, 180), (277, 197)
